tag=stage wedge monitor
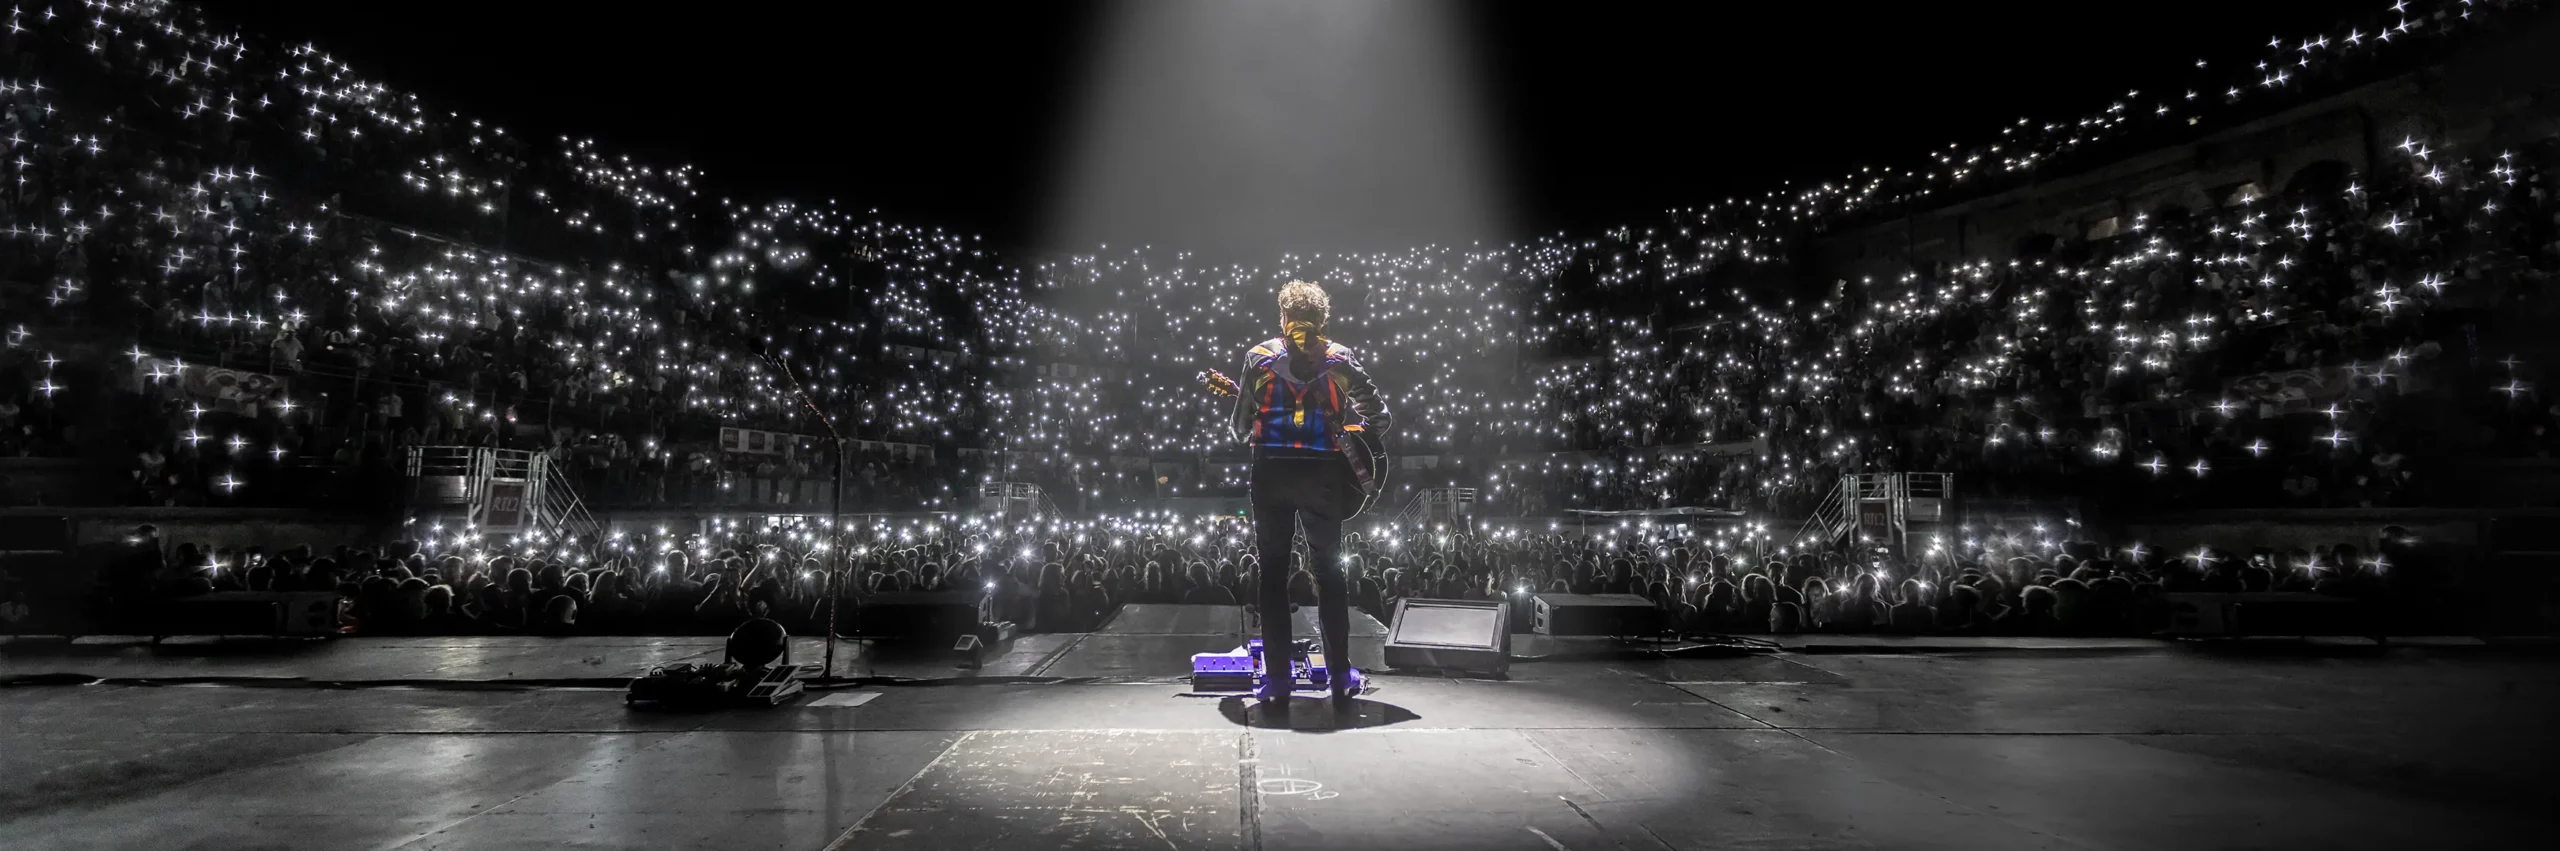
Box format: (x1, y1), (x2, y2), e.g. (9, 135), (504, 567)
(1384, 597), (1509, 677)
(1531, 592), (1660, 636)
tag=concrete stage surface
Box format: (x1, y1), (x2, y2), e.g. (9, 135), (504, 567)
(0, 605), (2552, 850)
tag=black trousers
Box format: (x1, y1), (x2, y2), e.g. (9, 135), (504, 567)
(1249, 456), (1355, 692)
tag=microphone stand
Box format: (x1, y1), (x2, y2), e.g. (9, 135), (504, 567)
(761, 350), (850, 680)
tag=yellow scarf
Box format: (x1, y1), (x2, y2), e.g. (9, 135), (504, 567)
(1283, 321), (1326, 357)
(1280, 321), (1330, 428)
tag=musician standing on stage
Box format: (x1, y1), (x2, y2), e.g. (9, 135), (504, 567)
(1231, 280), (1392, 709)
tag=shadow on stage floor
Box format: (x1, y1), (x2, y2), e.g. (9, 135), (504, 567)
(1213, 694), (1423, 731)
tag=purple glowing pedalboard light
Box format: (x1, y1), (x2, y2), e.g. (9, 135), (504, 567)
(1189, 638), (1363, 695)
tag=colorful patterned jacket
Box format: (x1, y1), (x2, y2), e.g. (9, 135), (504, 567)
(1230, 337), (1392, 458)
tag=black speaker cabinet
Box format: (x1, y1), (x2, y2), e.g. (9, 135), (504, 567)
(1384, 597), (1510, 676)
(1531, 592), (1660, 636)
(851, 590), (993, 641)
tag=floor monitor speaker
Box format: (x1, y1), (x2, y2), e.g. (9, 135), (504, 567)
(1384, 597), (1509, 676)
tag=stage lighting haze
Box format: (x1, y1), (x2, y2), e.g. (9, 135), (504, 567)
(1041, 0), (1514, 263)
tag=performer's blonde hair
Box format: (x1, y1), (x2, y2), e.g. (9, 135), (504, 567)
(1277, 280), (1330, 328)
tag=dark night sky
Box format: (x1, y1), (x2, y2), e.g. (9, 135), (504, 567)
(223, 1), (2332, 250)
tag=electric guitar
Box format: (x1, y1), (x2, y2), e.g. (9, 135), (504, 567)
(1200, 368), (1389, 518)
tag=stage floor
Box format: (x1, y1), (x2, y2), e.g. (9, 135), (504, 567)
(1, 606), (2554, 850)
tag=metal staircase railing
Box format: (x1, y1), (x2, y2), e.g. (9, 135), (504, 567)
(404, 445), (478, 510)
(1416, 487), (1476, 527)
(980, 481), (1051, 519)
(1794, 477), (1851, 549)
(404, 446), (602, 554)
(532, 453), (603, 549)
(1392, 492), (1428, 529)
(1792, 472), (1953, 556)
(1387, 487), (1479, 533)
(404, 445), (478, 478)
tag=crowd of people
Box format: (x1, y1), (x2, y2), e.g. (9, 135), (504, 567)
(80, 514), (2456, 640)
(3, 2), (2549, 529)
(0, 1), (2543, 639)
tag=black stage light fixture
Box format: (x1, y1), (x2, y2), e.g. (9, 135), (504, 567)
(1384, 597), (1510, 677)
(726, 617), (791, 668)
